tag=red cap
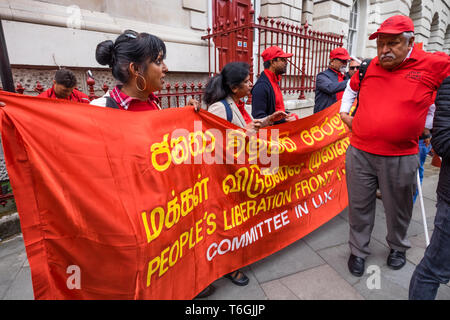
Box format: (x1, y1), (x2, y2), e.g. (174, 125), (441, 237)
(369, 15), (414, 40)
(329, 47), (351, 60)
(261, 46), (293, 62)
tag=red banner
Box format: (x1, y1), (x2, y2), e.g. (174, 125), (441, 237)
(0, 91), (350, 299)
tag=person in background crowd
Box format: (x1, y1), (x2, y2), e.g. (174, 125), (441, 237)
(339, 15), (450, 278)
(347, 57), (362, 78)
(204, 61), (287, 130)
(314, 47), (351, 113)
(38, 68), (90, 104)
(203, 61), (287, 288)
(251, 46), (297, 124)
(409, 75), (450, 300)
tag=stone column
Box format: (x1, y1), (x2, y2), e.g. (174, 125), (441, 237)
(260, 0), (303, 23)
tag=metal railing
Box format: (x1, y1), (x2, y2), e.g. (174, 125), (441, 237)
(202, 13), (344, 99)
(9, 76), (206, 109)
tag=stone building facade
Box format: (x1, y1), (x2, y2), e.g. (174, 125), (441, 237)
(0, 0), (448, 113)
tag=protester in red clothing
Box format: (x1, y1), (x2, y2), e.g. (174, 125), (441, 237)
(203, 61), (287, 290)
(38, 69), (90, 104)
(251, 46), (297, 124)
(313, 47), (351, 113)
(339, 15), (450, 278)
(204, 61), (287, 130)
(91, 30), (167, 110)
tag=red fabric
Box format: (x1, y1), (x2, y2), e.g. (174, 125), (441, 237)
(349, 46), (450, 156)
(110, 85), (160, 111)
(235, 99), (252, 124)
(1, 91), (350, 299)
(264, 69), (285, 112)
(330, 68), (346, 101)
(38, 87), (90, 104)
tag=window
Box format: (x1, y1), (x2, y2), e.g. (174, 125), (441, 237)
(348, 1), (359, 56)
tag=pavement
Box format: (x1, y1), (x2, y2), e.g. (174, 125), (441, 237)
(1, 157), (449, 300)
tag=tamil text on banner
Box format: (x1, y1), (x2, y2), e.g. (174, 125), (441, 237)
(0, 91), (350, 299)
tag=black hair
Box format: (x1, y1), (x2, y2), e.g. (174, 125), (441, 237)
(95, 29), (166, 84)
(204, 62), (250, 106)
(263, 60), (271, 69)
(54, 68), (77, 88)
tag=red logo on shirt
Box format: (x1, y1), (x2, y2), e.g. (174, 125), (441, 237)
(405, 71), (422, 81)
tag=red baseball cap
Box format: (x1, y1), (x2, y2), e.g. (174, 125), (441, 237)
(369, 15), (414, 40)
(329, 47), (351, 60)
(261, 46), (293, 62)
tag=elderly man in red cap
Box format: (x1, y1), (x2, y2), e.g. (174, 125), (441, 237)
(313, 47), (351, 113)
(251, 46), (297, 124)
(339, 15), (450, 278)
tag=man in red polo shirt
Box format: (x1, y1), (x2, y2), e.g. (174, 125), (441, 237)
(39, 69), (90, 104)
(314, 47), (351, 113)
(339, 15), (450, 277)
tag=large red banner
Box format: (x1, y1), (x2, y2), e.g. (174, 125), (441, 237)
(0, 91), (350, 299)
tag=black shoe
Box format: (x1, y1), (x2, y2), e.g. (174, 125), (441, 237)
(195, 285), (215, 299)
(387, 249), (406, 270)
(348, 254), (365, 277)
(224, 270), (249, 286)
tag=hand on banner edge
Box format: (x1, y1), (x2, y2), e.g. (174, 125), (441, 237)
(187, 98), (201, 112)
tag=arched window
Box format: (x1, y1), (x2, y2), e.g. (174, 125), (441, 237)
(444, 25), (450, 55)
(428, 13), (441, 52)
(347, 0), (359, 56)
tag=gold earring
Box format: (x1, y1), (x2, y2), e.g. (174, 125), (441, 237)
(136, 74), (147, 91)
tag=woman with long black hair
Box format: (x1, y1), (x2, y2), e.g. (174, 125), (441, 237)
(204, 62), (287, 288)
(204, 62), (287, 131)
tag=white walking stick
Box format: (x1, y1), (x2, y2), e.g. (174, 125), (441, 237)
(416, 170), (430, 246)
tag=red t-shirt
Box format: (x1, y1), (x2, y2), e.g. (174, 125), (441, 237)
(349, 47), (450, 156)
(38, 87), (90, 104)
(264, 69), (285, 112)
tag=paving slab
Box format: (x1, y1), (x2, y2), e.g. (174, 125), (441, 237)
(353, 273), (409, 300)
(278, 264), (364, 300)
(0, 234), (25, 259)
(302, 215), (349, 251)
(317, 239), (390, 287)
(260, 279), (299, 300)
(406, 247), (426, 266)
(420, 174), (438, 201)
(411, 196), (438, 222)
(0, 235), (29, 300)
(249, 239), (325, 284)
(370, 213), (426, 248)
(2, 266), (33, 300)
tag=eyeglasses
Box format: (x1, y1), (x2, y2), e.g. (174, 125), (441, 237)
(349, 66), (360, 70)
